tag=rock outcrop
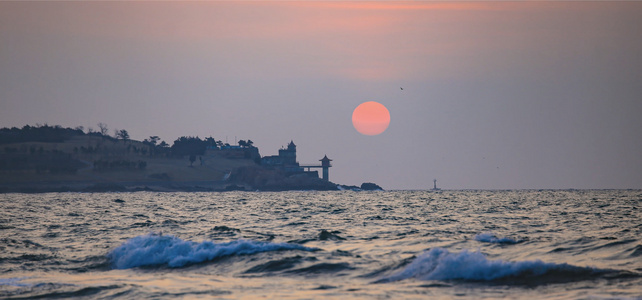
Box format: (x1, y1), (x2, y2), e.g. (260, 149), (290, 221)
(360, 182), (383, 191)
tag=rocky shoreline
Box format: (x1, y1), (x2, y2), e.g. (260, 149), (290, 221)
(0, 178), (383, 193)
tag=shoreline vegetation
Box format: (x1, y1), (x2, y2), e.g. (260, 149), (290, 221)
(0, 124), (383, 193)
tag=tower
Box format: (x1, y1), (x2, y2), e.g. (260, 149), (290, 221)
(320, 155), (332, 181)
(278, 140), (297, 165)
(287, 140), (296, 151)
(433, 179), (437, 190)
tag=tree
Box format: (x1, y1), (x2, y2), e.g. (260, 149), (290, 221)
(238, 140), (247, 148)
(246, 139), (254, 148)
(143, 136), (160, 146)
(205, 137), (216, 148)
(142, 136), (161, 156)
(189, 154), (196, 166)
(121, 130), (130, 142)
(149, 136), (160, 146)
(115, 129), (130, 143)
(97, 123), (109, 136)
(0, 124), (84, 144)
(171, 136), (207, 157)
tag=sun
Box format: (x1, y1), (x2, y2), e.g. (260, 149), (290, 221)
(352, 101), (390, 136)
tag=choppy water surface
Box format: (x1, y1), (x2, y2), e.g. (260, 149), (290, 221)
(1, 190), (641, 299)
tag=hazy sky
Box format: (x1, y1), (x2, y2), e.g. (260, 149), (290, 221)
(1, 1), (641, 190)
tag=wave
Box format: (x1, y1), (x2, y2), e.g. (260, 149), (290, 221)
(0, 278), (125, 299)
(212, 225), (240, 233)
(318, 229), (345, 241)
(474, 232), (519, 244)
(244, 255), (313, 273)
(289, 229), (346, 244)
(629, 244), (642, 257)
(379, 248), (614, 284)
(108, 233), (318, 269)
(284, 262), (354, 275)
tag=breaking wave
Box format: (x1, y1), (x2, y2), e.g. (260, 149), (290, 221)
(108, 234), (318, 269)
(379, 248), (612, 284)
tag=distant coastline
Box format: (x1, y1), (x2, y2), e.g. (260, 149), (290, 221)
(0, 124), (382, 193)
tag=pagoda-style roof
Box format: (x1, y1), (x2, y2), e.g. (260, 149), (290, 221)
(319, 155), (332, 162)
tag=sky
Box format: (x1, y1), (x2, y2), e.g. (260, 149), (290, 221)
(1, 1), (641, 190)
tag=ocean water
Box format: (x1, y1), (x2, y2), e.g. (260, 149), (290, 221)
(1, 190), (641, 299)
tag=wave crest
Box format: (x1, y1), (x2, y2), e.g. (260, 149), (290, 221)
(108, 234), (317, 269)
(380, 248), (608, 283)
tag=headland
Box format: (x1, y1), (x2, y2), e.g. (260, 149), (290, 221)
(0, 125), (382, 193)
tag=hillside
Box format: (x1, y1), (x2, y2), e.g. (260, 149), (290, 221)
(0, 134), (259, 192)
(0, 125), (347, 192)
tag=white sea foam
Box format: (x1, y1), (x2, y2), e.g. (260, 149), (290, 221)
(108, 234), (317, 269)
(474, 232), (519, 244)
(381, 248), (602, 282)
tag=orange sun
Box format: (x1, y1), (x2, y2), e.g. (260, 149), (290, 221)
(352, 101), (390, 136)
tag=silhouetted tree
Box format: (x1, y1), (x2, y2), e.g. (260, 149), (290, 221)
(141, 136), (159, 156)
(151, 136), (159, 145)
(97, 123), (109, 136)
(115, 129), (129, 143)
(0, 124), (84, 144)
(171, 136), (207, 157)
(205, 137), (217, 149)
(189, 154), (196, 166)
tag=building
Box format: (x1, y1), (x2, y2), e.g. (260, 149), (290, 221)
(319, 155), (332, 181)
(261, 141), (302, 173)
(261, 141), (331, 180)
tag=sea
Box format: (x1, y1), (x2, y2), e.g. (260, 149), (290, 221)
(1, 190), (641, 299)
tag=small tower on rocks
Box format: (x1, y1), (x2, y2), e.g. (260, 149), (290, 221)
(320, 155), (332, 181)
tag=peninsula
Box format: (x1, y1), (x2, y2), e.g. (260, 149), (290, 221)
(0, 124), (380, 192)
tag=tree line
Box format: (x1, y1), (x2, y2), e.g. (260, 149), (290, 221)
(0, 124), (257, 159)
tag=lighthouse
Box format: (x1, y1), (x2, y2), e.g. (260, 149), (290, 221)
(432, 179), (441, 191)
(319, 155), (332, 181)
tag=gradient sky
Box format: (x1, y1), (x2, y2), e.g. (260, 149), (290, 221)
(1, 1), (641, 190)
